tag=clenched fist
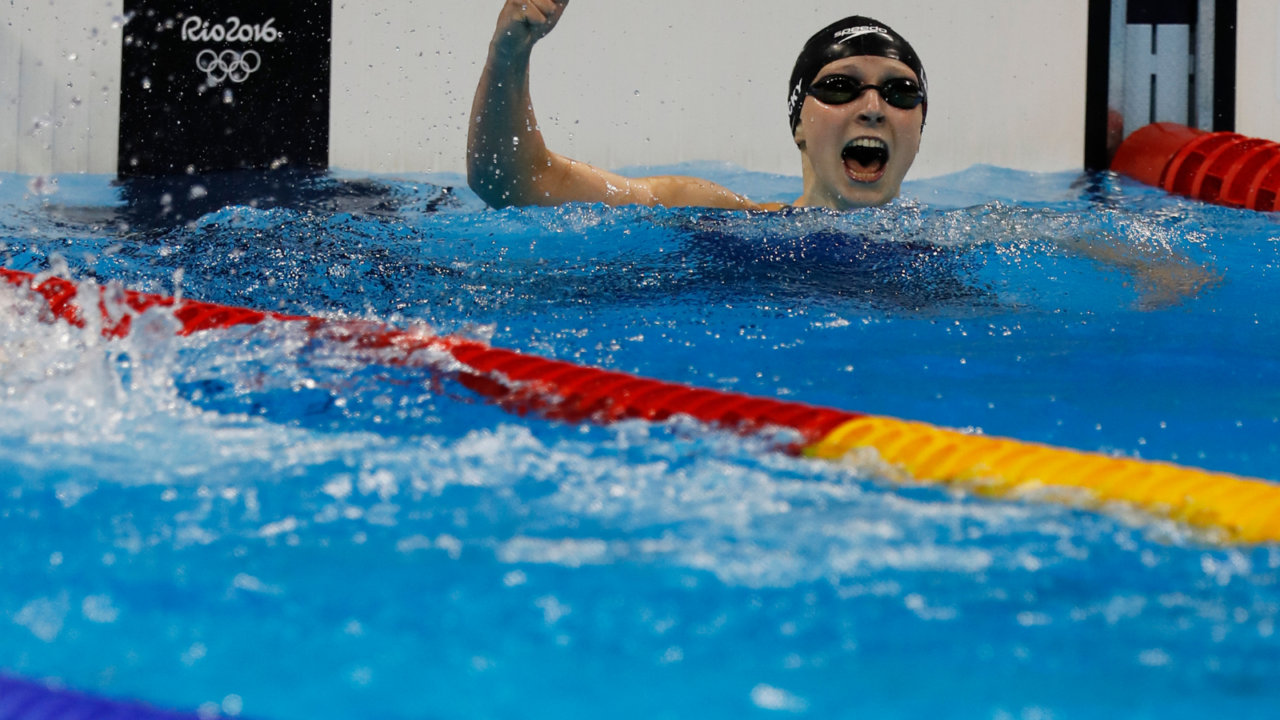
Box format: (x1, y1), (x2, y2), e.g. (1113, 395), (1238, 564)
(491, 0), (570, 55)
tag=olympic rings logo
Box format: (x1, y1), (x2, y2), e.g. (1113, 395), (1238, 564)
(196, 49), (261, 85)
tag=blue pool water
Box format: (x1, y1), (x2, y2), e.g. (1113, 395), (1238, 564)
(1, 164), (1278, 719)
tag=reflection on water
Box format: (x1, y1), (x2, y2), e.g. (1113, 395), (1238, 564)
(0, 164), (1278, 719)
(32, 168), (460, 233)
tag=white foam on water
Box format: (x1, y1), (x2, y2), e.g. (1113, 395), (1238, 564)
(0, 280), (1115, 590)
(2, 168), (1279, 719)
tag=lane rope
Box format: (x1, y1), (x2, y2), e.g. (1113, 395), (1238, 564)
(3, 267), (1278, 543)
(0, 674), (195, 719)
(1111, 122), (1280, 211)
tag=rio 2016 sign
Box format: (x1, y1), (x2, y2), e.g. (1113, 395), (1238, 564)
(182, 16), (279, 86)
(118, 1), (331, 177)
(181, 15), (280, 43)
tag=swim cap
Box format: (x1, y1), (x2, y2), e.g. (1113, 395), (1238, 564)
(788, 16), (928, 135)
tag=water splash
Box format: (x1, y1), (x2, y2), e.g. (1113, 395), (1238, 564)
(1, 165), (1279, 719)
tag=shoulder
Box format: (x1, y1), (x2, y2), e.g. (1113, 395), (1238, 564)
(755, 202), (792, 212)
(635, 175), (761, 210)
(637, 177), (795, 212)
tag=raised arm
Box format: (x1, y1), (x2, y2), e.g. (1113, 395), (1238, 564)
(466, 0), (763, 210)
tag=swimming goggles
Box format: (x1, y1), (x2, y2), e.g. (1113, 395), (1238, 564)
(807, 75), (924, 110)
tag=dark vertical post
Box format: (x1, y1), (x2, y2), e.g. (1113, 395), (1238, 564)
(1213, 0), (1237, 131)
(1084, 0), (1114, 170)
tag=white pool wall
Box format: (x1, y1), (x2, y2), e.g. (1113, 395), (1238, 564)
(330, 0), (1090, 180)
(2, 0), (1279, 179)
(0, 0), (122, 175)
(1237, 0), (1280, 139)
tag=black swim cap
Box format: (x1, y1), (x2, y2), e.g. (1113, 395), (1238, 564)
(788, 16), (928, 135)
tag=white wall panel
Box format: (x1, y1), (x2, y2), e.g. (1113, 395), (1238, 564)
(0, 0), (122, 175)
(0, 10), (20, 171)
(6, 2), (1279, 179)
(1237, 0), (1280, 141)
(331, 0), (1090, 180)
(14, 0), (56, 174)
(329, 1), (493, 175)
(4, 0), (1094, 178)
(80, 1), (124, 174)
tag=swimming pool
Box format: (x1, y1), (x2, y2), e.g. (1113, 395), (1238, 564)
(1, 163), (1278, 719)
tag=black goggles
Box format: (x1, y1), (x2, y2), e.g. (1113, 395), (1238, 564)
(807, 75), (925, 111)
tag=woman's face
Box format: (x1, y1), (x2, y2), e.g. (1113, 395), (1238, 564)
(794, 55), (924, 209)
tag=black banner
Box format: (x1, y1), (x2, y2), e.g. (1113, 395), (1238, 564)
(1083, 0), (1112, 171)
(1214, 0), (1237, 132)
(118, 0), (331, 177)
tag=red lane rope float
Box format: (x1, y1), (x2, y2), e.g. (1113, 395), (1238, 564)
(4, 267), (1280, 543)
(0, 267), (857, 447)
(1111, 122), (1280, 211)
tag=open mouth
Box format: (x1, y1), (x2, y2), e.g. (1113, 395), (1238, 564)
(842, 138), (889, 183)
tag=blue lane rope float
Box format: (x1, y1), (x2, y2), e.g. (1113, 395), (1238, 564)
(0, 675), (197, 720)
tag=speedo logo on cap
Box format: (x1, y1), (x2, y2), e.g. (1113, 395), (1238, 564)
(833, 26), (888, 42)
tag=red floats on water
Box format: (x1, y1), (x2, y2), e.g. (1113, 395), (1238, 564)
(0, 267), (859, 449)
(1110, 122), (1280, 211)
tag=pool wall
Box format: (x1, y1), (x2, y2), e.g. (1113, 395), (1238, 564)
(323, 0), (1092, 179)
(1236, 0), (1280, 136)
(2, 0), (1278, 178)
(0, 0), (122, 175)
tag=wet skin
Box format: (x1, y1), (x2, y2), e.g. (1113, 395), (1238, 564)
(792, 55), (924, 210)
(466, 0), (922, 210)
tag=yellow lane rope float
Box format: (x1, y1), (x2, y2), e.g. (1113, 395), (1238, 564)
(3, 267), (1278, 543)
(809, 417), (1280, 543)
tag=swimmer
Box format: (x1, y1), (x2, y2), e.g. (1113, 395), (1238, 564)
(467, 1), (927, 211)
